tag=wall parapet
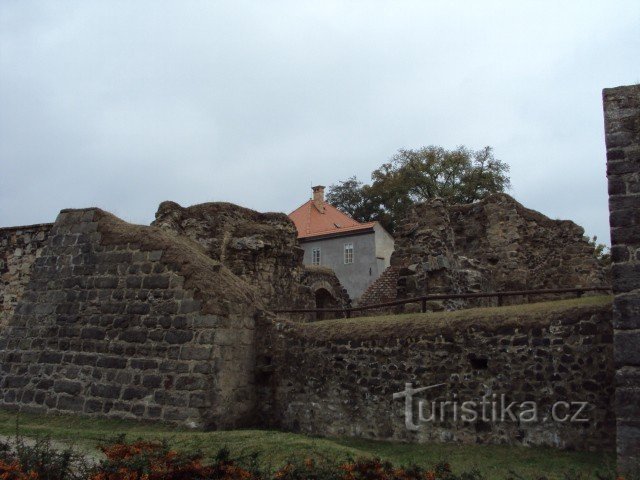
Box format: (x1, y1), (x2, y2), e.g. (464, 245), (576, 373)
(261, 296), (614, 451)
(0, 208), (261, 428)
(603, 83), (640, 473)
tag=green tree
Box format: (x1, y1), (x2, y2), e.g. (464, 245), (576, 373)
(326, 177), (396, 233)
(588, 235), (611, 267)
(327, 145), (511, 233)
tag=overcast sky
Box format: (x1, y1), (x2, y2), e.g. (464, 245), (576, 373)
(1, 1), (638, 244)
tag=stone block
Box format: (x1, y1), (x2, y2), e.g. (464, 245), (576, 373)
(57, 394), (85, 411)
(612, 264), (640, 292)
(608, 176), (627, 196)
(147, 406), (163, 418)
(159, 360), (190, 374)
(180, 346), (212, 361)
(171, 316), (188, 329)
(616, 423), (640, 470)
(153, 391), (185, 406)
(80, 327), (106, 340)
(175, 376), (205, 391)
(95, 277), (119, 289)
(148, 330), (164, 342)
(189, 392), (209, 408)
(162, 407), (189, 422)
(613, 293), (640, 329)
(119, 330), (148, 343)
(148, 250), (163, 261)
(126, 276), (143, 288)
(131, 403), (145, 417)
(90, 383), (122, 399)
(122, 386), (149, 401)
(96, 356), (128, 369)
(611, 245), (630, 263)
(53, 380), (82, 395)
(19, 389), (35, 403)
(142, 275), (170, 289)
(130, 359), (158, 370)
(142, 375), (162, 389)
(609, 195), (640, 214)
(38, 352), (63, 364)
(84, 399), (103, 414)
(615, 388), (640, 419)
(611, 225), (640, 244)
(165, 330), (193, 344)
(607, 158), (640, 176)
(125, 303), (150, 315)
(179, 299), (201, 314)
(615, 330), (640, 366)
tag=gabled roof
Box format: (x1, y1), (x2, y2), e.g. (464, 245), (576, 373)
(288, 200), (376, 240)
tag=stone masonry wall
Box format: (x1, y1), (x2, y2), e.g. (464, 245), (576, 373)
(448, 195), (607, 291)
(152, 201), (314, 313)
(392, 194), (607, 310)
(300, 265), (351, 321)
(261, 297), (614, 451)
(0, 208), (262, 429)
(604, 83), (640, 472)
(0, 223), (52, 328)
(359, 266), (400, 307)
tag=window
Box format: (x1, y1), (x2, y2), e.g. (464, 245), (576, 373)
(344, 243), (354, 264)
(312, 247), (321, 266)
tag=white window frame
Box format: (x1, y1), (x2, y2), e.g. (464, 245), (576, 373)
(344, 242), (354, 264)
(311, 247), (321, 266)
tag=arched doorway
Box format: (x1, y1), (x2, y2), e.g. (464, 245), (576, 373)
(314, 288), (336, 321)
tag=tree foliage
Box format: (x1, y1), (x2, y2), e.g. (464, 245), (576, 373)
(588, 236), (611, 267)
(327, 145), (511, 233)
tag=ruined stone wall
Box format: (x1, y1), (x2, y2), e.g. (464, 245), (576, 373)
(152, 201), (314, 313)
(0, 196), (618, 452)
(603, 83), (640, 472)
(392, 194), (607, 310)
(0, 223), (52, 328)
(300, 265), (351, 320)
(449, 194), (607, 291)
(261, 297), (614, 451)
(0, 208), (262, 429)
(358, 266), (400, 307)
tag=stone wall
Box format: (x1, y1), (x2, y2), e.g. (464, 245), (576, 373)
(603, 83), (640, 472)
(0, 223), (52, 328)
(152, 201), (313, 313)
(261, 297), (614, 451)
(392, 194), (608, 310)
(0, 196), (620, 455)
(0, 208), (262, 428)
(300, 265), (351, 321)
(359, 266), (400, 307)
(356, 266), (400, 316)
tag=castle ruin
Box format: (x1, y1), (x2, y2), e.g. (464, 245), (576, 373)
(0, 83), (637, 471)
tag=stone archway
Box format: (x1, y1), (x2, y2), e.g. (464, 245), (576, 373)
(314, 287), (336, 321)
(300, 266), (351, 321)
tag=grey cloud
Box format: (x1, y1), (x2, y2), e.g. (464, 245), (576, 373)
(1, 1), (639, 245)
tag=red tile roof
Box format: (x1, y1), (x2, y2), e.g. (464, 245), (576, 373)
(288, 200), (376, 240)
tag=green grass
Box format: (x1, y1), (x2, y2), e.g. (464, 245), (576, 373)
(0, 409), (616, 479)
(300, 295), (613, 340)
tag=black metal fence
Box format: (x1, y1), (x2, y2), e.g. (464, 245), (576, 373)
(272, 286), (612, 319)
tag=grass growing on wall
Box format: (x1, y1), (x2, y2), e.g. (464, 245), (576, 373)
(0, 409), (615, 479)
(299, 295), (613, 340)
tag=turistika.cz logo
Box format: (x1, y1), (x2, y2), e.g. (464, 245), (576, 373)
(392, 383), (590, 431)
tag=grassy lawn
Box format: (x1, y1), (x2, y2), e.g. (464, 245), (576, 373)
(0, 409), (615, 479)
(303, 295), (613, 340)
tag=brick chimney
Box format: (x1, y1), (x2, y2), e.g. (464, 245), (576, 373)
(312, 185), (325, 213)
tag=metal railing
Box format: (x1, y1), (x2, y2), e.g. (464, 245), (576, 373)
(272, 286), (612, 319)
